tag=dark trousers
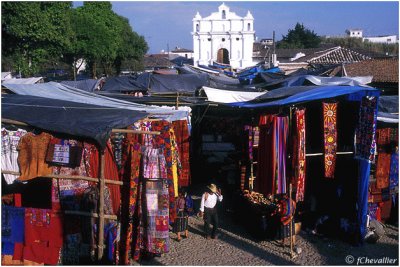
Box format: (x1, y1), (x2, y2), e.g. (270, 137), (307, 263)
(204, 207), (219, 237)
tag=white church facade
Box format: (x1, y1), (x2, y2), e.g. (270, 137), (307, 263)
(192, 3), (255, 69)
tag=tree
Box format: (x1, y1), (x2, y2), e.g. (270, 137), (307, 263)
(277, 23), (321, 49)
(2, 2), (73, 76)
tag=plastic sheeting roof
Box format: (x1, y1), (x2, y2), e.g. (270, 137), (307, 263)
(228, 85), (380, 108)
(2, 94), (147, 148)
(2, 77), (43, 85)
(202, 86), (265, 103)
(101, 76), (147, 92)
(60, 79), (103, 92)
(3, 82), (188, 121)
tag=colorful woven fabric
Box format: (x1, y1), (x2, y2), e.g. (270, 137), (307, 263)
(376, 152), (391, 189)
(169, 128), (181, 197)
(119, 139), (141, 265)
(376, 128), (391, 145)
(389, 151), (399, 190)
(355, 96), (378, 162)
(172, 120), (191, 187)
(151, 121), (176, 223)
(293, 108), (306, 202)
(257, 114), (288, 195)
(323, 102), (337, 178)
(142, 180), (170, 254)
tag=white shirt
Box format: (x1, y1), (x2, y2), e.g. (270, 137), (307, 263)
(199, 192), (223, 212)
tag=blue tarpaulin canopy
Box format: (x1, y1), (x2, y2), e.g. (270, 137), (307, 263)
(228, 85), (380, 108)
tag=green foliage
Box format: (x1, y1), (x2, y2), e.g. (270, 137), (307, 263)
(277, 23), (321, 49)
(2, 1), (148, 78)
(2, 2), (73, 76)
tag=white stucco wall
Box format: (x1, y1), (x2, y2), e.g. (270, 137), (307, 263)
(192, 3), (255, 69)
(363, 35), (397, 44)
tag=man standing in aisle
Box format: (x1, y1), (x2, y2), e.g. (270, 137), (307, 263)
(199, 183), (223, 239)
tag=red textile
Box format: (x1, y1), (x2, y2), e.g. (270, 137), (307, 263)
(376, 152), (391, 189)
(323, 102), (338, 178)
(23, 209), (63, 265)
(377, 128), (391, 145)
(86, 142), (121, 215)
(172, 120), (191, 187)
(293, 109), (306, 202)
(256, 114), (288, 195)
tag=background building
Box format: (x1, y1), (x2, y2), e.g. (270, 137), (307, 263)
(192, 3), (255, 69)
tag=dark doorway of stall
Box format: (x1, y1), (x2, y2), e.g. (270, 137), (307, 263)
(217, 48), (230, 65)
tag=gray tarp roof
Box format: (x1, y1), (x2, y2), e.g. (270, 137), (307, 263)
(2, 94), (147, 148)
(3, 82), (188, 121)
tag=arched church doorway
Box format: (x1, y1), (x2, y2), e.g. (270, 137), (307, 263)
(217, 48), (230, 64)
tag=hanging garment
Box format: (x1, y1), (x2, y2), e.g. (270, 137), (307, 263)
(45, 138), (83, 168)
(119, 139), (141, 265)
(142, 147), (167, 179)
(172, 120), (191, 187)
(22, 208), (63, 265)
(355, 96), (378, 162)
(151, 120), (176, 223)
(142, 180), (170, 254)
(323, 102), (338, 178)
(1, 205), (25, 256)
(110, 132), (125, 170)
(170, 128), (181, 197)
(293, 108), (306, 202)
(244, 125), (254, 161)
(17, 132), (52, 181)
(389, 151), (399, 190)
(376, 128), (391, 145)
(1, 128), (28, 184)
(375, 152), (391, 189)
(257, 114), (288, 196)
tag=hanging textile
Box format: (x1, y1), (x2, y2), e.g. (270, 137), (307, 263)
(172, 120), (191, 187)
(45, 138), (83, 168)
(1, 128), (28, 184)
(357, 160), (371, 242)
(1, 205), (25, 257)
(293, 108), (306, 202)
(142, 180), (169, 254)
(17, 132), (53, 182)
(389, 150), (399, 190)
(110, 132), (125, 170)
(257, 114), (288, 196)
(244, 125), (254, 161)
(170, 128), (181, 197)
(375, 152), (391, 189)
(151, 120), (176, 223)
(142, 147), (167, 179)
(355, 96), (378, 162)
(376, 128), (391, 145)
(323, 102), (337, 178)
(21, 208), (63, 265)
(119, 139), (141, 265)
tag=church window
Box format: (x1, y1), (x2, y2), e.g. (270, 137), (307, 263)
(247, 23), (251, 31)
(222, 10), (226, 19)
(222, 38), (225, 42)
(196, 24), (199, 31)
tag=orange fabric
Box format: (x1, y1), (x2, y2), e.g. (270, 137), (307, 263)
(17, 133), (52, 181)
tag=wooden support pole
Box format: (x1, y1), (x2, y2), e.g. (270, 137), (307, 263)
(0, 171), (123, 186)
(2, 118), (29, 126)
(64, 210), (117, 220)
(97, 151), (105, 261)
(111, 129), (160, 135)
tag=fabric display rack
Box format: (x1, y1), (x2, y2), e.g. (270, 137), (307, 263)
(1, 116), (191, 265)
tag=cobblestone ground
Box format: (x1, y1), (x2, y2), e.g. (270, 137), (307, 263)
(139, 214), (399, 266)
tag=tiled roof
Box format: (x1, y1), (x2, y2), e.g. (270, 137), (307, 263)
(143, 55), (175, 68)
(344, 59), (399, 83)
(292, 46), (371, 64)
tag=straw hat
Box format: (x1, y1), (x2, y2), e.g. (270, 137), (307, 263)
(207, 183), (217, 193)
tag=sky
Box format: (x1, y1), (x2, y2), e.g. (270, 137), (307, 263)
(75, 1), (399, 54)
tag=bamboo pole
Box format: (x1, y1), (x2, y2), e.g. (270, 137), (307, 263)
(64, 210), (117, 220)
(111, 129), (160, 135)
(0, 171), (123, 186)
(97, 151), (105, 261)
(1, 118), (29, 126)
